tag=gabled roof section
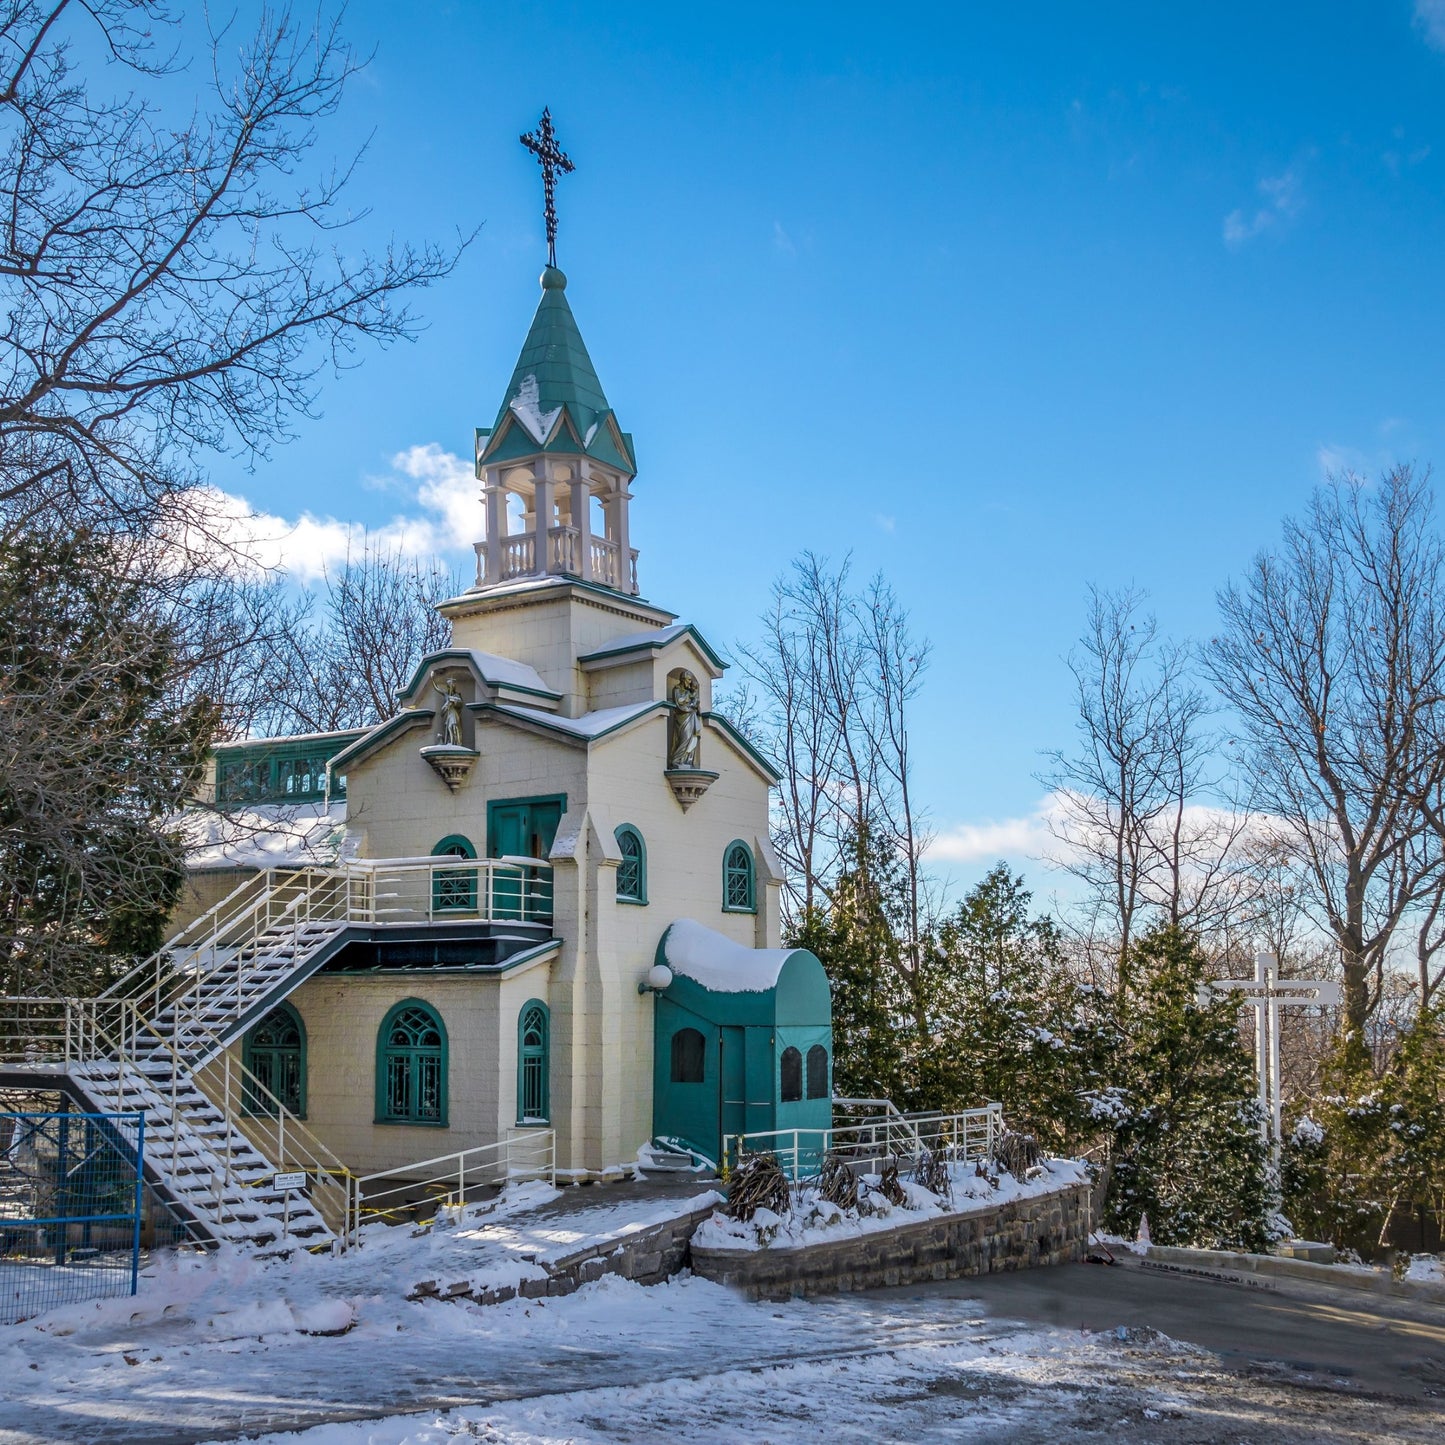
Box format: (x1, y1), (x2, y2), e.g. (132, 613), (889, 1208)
(577, 623), (727, 676)
(473, 699), (664, 747)
(397, 649), (561, 709)
(477, 267), (636, 474)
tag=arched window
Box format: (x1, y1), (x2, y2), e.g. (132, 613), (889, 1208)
(722, 840), (756, 913)
(243, 1003), (305, 1117)
(780, 1046), (803, 1103)
(376, 1000), (447, 1125)
(431, 835), (477, 914)
(517, 1001), (550, 1123)
(670, 1028), (706, 1084)
(614, 825), (647, 904)
(806, 1044), (829, 1101)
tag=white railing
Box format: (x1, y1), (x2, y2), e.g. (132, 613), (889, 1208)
(0, 995), (357, 1245)
(724, 1103), (1005, 1182)
(549, 524), (580, 574)
(501, 533), (536, 578)
(351, 1129), (556, 1229)
(72, 857), (553, 1066)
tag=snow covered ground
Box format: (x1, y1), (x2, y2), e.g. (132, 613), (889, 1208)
(694, 1157), (1089, 1253)
(1, 1178), (1439, 1444)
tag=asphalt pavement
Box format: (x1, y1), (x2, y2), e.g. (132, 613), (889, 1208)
(874, 1255), (1445, 1401)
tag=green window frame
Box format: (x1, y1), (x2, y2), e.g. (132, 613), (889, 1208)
(614, 825), (647, 904)
(516, 1000), (550, 1124)
(242, 1002), (306, 1117)
(722, 840), (756, 913)
(376, 999), (448, 1126)
(431, 834), (477, 914)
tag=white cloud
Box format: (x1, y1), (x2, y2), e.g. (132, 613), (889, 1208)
(1223, 167), (1303, 248)
(931, 794), (1072, 866)
(187, 445), (480, 583)
(1416, 0), (1445, 50)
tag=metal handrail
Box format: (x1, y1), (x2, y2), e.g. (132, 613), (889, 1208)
(62, 999), (356, 1245)
(81, 857), (555, 1070)
(351, 1128), (556, 1229)
(724, 1104), (1005, 1183)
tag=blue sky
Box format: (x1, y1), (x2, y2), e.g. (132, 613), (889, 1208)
(209, 2), (1445, 897)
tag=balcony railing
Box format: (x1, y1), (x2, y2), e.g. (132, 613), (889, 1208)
(480, 525), (638, 593)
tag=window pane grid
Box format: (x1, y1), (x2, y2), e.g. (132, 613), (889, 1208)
(724, 843), (754, 911)
(380, 1004), (446, 1124)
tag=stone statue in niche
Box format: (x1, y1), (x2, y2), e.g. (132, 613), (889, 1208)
(432, 675), (464, 747)
(668, 670), (701, 769)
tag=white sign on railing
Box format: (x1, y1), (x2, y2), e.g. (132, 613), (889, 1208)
(272, 1171), (307, 1192)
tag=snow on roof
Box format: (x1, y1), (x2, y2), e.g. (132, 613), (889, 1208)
(508, 373), (562, 445)
(581, 624), (689, 658)
(179, 801), (350, 871)
(489, 699), (660, 740)
(465, 649), (554, 696)
(213, 728), (364, 750)
(661, 919), (799, 994)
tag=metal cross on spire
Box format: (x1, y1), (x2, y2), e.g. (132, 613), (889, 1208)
(520, 107), (574, 269)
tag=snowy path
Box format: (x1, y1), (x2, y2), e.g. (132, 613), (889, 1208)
(2, 1181), (1441, 1444)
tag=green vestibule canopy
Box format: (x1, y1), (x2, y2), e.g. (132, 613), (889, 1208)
(649, 920), (833, 1166)
(476, 266), (636, 475)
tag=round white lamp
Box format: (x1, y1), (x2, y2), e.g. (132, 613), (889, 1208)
(639, 962), (674, 994)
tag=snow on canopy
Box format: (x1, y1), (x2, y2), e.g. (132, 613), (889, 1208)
(660, 919), (800, 994)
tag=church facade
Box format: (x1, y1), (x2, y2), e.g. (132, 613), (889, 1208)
(181, 258), (834, 1183)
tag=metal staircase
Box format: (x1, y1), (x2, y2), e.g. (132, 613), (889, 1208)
(0, 855), (554, 1252)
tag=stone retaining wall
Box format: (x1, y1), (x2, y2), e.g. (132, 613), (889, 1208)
(690, 1182), (1092, 1301)
(408, 1201), (719, 1307)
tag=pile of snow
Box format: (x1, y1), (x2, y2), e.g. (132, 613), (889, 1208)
(1404, 1254), (1445, 1284)
(694, 1158), (1090, 1253)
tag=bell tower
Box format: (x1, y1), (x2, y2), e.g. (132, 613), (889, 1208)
(471, 263), (638, 596)
(470, 108), (638, 598)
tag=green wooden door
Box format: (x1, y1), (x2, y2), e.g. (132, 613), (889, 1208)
(719, 1026), (747, 1163)
(488, 796), (563, 921)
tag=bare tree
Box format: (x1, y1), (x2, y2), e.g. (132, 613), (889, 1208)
(1205, 467), (1445, 1048)
(252, 541), (457, 735)
(735, 553), (931, 943)
(0, 2), (465, 992)
(1042, 586), (1238, 988)
(0, 1), (463, 542)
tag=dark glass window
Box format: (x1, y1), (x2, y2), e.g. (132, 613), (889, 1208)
(780, 1046), (803, 1103)
(518, 1002), (549, 1122)
(378, 1003), (446, 1124)
(615, 826), (646, 903)
(670, 1028), (706, 1084)
(806, 1044), (829, 1100)
(432, 836), (477, 913)
(243, 1004), (305, 1116)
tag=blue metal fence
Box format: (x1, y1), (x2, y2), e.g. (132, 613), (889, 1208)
(1, 1111), (144, 1325)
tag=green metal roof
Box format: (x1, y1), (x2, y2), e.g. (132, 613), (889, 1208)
(479, 267), (635, 474)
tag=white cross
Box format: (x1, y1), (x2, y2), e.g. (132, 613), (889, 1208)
(1203, 953), (1341, 1163)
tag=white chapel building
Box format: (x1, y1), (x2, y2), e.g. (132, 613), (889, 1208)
(179, 258), (835, 1188)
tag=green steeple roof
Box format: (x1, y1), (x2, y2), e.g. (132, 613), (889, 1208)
(477, 266), (636, 474)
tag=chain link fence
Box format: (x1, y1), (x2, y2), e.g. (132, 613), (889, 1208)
(1, 1110), (144, 1324)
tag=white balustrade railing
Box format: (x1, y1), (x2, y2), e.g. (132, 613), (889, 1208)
(549, 524), (580, 574)
(501, 533), (536, 578)
(486, 526), (634, 592)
